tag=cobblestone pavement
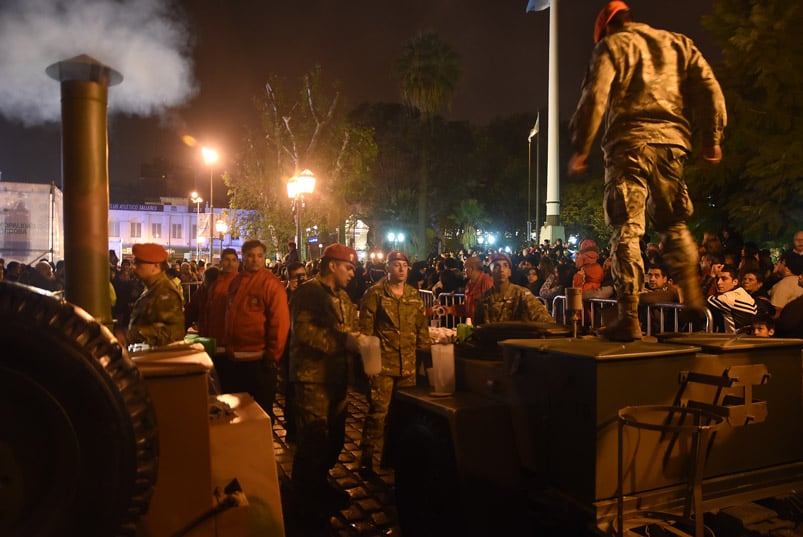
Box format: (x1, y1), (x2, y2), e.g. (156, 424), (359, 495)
(271, 391), (401, 537)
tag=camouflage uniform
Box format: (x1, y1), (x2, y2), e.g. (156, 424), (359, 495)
(570, 22), (727, 300)
(474, 282), (553, 325)
(128, 271), (185, 346)
(358, 279), (430, 466)
(289, 277), (358, 497)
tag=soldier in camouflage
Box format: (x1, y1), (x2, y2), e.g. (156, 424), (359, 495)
(474, 253), (553, 325)
(288, 243), (360, 514)
(127, 243), (185, 347)
(357, 250), (430, 472)
(569, 1), (726, 341)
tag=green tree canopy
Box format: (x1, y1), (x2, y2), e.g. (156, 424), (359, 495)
(396, 31), (461, 258)
(224, 67), (376, 256)
(687, 0), (803, 244)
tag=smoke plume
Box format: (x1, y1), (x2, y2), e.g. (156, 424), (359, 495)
(0, 0), (197, 126)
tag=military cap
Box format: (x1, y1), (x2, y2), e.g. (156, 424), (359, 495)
(594, 1), (630, 43)
(490, 252), (512, 267)
(386, 250), (410, 264)
(323, 243), (358, 264)
(132, 243), (168, 264)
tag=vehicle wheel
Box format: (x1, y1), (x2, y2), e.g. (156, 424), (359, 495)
(393, 411), (463, 537)
(0, 282), (158, 537)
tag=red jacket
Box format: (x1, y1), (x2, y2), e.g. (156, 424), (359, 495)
(197, 270), (238, 345)
(455, 271), (493, 320)
(225, 268), (290, 362)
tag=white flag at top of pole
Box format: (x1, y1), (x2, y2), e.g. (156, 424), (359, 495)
(526, 0), (550, 12)
(528, 112), (540, 141)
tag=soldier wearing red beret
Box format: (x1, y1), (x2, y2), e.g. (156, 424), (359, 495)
(288, 243), (361, 514)
(474, 252), (553, 325)
(127, 243), (184, 347)
(569, 1), (726, 340)
(357, 250), (429, 473)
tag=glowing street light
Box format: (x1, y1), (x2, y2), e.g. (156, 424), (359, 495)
(190, 191), (203, 260)
(387, 231), (405, 250)
(287, 169), (316, 263)
(202, 146), (219, 261)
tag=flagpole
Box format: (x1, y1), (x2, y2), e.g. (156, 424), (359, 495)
(527, 112), (540, 247)
(527, 137), (532, 243)
(543, 0), (564, 243)
(535, 125), (540, 245)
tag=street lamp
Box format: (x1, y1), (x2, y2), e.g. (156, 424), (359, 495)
(190, 191), (203, 260)
(202, 146), (219, 261)
(387, 231), (405, 250)
(215, 218), (228, 263)
(287, 169), (316, 263)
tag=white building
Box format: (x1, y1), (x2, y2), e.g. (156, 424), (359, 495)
(109, 197), (241, 263)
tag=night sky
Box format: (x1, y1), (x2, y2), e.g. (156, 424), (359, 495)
(0, 0), (715, 203)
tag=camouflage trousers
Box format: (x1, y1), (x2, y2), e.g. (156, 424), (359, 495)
(291, 382), (348, 492)
(604, 144), (699, 298)
(360, 373), (414, 463)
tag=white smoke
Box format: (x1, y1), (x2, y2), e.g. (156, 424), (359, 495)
(0, 0), (197, 126)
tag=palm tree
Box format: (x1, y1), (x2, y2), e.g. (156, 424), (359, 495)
(450, 198), (489, 250)
(396, 31), (461, 259)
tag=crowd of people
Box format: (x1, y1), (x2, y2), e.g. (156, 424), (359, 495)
(1, 225), (802, 527)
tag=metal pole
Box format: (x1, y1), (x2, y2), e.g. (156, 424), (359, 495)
(195, 202), (201, 259)
(46, 55), (121, 327)
(535, 129), (541, 245)
(527, 139), (532, 244)
(295, 197), (304, 263)
(209, 169), (214, 262)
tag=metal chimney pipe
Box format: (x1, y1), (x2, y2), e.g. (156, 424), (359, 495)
(46, 55), (122, 326)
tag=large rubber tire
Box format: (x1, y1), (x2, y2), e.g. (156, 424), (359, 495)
(0, 281), (158, 537)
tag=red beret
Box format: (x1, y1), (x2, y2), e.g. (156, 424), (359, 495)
(594, 1), (630, 43)
(323, 243), (358, 264)
(386, 250), (410, 264)
(132, 243), (168, 264)
(490, 253), (512, 267)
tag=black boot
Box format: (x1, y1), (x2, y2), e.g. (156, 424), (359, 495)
(600, 296), (642, 342)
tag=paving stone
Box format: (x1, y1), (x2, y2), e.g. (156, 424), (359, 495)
(273, 390), (400, 536)
(357, 498), (383, 513)
(346, 486), (369, 500)
(370, 511), (390, 527)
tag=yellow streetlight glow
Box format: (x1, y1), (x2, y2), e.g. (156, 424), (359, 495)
(190, 191), (204, 259)
(201, 146), (219, 261)
(287, 169), (317, 262)
(287, 169), (317, 199)
(201, 146), (219, 166)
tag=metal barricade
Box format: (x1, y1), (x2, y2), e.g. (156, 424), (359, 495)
(588, 298), (618, 329)
(437, 292), (466, 327)
(551, 295), (584, 326)
(181, 281), (202, 305)
(418, 289), (436, 311)
(645, 303), (713, 335)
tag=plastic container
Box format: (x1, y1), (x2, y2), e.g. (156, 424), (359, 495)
(429, 343), (455, 394)
(358, 335), (382, 376)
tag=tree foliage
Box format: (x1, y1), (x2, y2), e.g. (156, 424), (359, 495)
(396, 31), (461, 258)
(687, 0), (803, 243)
(224, 67), (376, 256)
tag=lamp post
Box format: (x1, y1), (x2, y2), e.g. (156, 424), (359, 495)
(202, 146), (219, 261)
(215, 219), (228, 263)
(287, 169), (316, 263)
(528, 112), (540, 246)
(190, 191), (203, 260)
